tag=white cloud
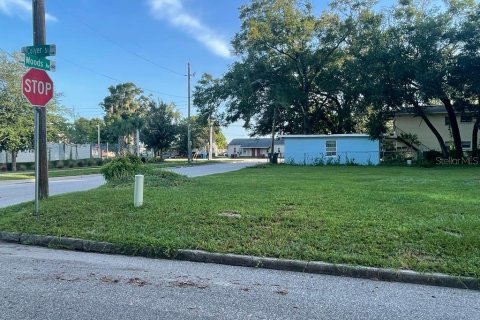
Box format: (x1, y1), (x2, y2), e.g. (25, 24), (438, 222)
(0, 0), (57, 22)
(148, 0), (231, 58)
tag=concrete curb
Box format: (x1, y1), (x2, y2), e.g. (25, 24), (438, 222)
(1, 231), (478, 291)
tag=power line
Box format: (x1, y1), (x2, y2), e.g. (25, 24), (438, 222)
(58, 56), (187, 99)
(54, 1), (184, 77)
(2, 47), (184, 99)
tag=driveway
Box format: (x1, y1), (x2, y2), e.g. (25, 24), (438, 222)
(167, 160), (266, 177)
(0, 175), (105, 208)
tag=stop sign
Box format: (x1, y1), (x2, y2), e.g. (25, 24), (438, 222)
(22, 68), (54, 107)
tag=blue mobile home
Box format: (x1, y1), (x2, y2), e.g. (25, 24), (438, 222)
(283, 134), (380, 165)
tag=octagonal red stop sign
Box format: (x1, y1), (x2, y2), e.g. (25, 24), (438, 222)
(22, 68), (54, 107)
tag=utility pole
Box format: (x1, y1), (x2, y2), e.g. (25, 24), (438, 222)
(97, 124), (100, 158)
(208, 117), (213, 160)
(270, 107), (276, 164)
(33, 0), (49, 199)
(187, 62), (192, 163)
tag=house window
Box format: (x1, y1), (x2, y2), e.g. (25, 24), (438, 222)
(461, 115), (473, 123)
(462, 141), (471, 149)
(326, 141), (337, 156)
(234, 147), (236, 153)
(445, 116), (450, 125)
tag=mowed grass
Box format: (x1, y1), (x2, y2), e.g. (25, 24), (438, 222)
(0, 165), (479, 278)
(0, 167), (102, 180)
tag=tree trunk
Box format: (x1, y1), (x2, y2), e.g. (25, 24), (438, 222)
(472, 115), (480, 156)
(441, 98), (463, 158)
(159, 148), (163, 160)
(413, 103), (449, 157)
(11, 151), (17, 172)
(302, 95), (311, 134)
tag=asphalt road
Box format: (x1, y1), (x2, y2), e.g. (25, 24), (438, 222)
(0, 162), (264, 208)
(0, 175), (106, 208)
(0, 242), (478, 320)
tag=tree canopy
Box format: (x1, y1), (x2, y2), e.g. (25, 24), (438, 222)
(140, 99), (180, 158)
(193, 0), (480, 157)
(100, 82), (149, 154)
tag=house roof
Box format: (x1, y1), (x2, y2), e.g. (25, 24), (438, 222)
(281, 134), (371, 139)
(229, 138), (284, 148)
(395, 106), (447, 115)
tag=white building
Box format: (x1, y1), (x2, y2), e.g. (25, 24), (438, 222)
(227, 138), (284, 158)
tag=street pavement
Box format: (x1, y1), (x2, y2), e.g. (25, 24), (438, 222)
(0, 175), (106, 208)
(0, 242), (478, 320)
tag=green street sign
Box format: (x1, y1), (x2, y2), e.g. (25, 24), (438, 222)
(24, 54), (56, 72)
(21, 44), (56, 57)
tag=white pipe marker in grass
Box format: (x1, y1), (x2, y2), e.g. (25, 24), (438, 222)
(134, 175), (144, 207)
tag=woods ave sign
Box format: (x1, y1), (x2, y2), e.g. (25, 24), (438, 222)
(22, 68), (54, 107)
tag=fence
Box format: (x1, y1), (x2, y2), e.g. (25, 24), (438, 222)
(0, 143), (117, 166)
(285, 151), (380, 166)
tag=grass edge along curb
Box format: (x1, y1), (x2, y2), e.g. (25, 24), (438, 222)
(1, 231), (478, 291)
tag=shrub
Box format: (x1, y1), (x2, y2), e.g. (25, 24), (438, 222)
(101, 155), (144, 183)
(423, 150), (443, 165)
(55, 161), (64, 169)
(147, 157), (165, 163)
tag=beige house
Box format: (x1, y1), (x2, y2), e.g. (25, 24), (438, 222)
(388, 106), (478, 153)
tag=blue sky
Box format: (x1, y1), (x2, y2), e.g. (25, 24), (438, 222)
(0, 0), (250, 141)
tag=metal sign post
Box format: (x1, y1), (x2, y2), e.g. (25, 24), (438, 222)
(34, 107), (40, 216)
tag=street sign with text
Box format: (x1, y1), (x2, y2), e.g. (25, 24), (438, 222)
(21, 44), (56, 57)
(22, 68), (54, 107)
(24, 54), (56, 72)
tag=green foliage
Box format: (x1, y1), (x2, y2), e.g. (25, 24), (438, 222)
(423, 150), (443, 164)
(0, 52), (34, 154)
(140, 100), (179, 157)
(146, 157), (165, 163)
(100, 155), (144, 183)
(66, 117), (104, 144)
(194, 0), (375, 135)
(144, 170), (191, 188)
(176, 116), (227, 156)
(101, 83), (149, 152)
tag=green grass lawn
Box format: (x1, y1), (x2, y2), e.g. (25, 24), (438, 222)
(0, 165), (479, 278)
(0, 173), (33, 180)
(0, 167), (102, 180)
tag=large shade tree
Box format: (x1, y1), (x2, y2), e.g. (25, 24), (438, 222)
(360, 0), (479, 157)
(194, 0), (376, 136)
